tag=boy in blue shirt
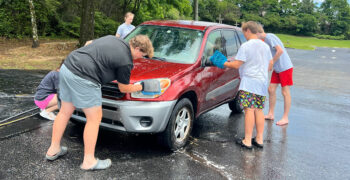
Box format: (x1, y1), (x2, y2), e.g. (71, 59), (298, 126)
(115, 12), (135, 39)
(257, 25), (293, 126)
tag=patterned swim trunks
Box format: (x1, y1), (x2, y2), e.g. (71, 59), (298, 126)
(239, 90), (266, 109)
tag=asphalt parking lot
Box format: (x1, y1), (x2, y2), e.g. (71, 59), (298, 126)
(0, 47), (349, 179)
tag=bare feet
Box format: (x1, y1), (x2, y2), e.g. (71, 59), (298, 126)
(276, 118), (289, 126)
(264, 114), (274, 120)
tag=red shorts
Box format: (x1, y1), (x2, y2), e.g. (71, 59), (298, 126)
(270, 68), (293, 87)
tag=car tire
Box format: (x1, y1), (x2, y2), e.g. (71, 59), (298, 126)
(159, 98), (194, 151)
(228, 94), (243, 113)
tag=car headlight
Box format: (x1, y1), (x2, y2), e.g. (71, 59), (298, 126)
(131, 78), (171, 98)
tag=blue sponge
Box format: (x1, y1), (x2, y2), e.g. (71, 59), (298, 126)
(209, 50), (227, 69)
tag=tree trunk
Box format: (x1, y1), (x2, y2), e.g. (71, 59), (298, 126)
(28, 0), (39, 48)
(194, 0), (198, 21)
(79, 0), (95, 47)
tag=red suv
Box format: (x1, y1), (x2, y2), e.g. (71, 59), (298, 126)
(71, 20), (247, 150)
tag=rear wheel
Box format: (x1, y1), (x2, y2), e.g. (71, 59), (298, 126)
(228, 94), (243, 113)
(159, 98), (194, 151)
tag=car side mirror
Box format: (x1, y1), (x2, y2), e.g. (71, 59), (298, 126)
(201, 56), (214, 67)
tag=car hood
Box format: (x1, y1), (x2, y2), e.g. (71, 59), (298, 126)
(129, 58), (192, 83)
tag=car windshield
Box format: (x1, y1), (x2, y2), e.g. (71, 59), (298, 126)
(124, 25), (204, 64)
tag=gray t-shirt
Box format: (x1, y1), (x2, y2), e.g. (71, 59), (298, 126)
(116, 23), (135, 39)
(236, 39), (272, 96)
(64, 35), (133, 85)
(264, 33), (293, 73)
(34, 71), (59, 101)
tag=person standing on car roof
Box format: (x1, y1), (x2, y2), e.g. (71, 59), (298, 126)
(115, 12), (135, 39)
(257, 24), (294, 126)
(45, 35), (160, 170)
(210, 21), (273, 149)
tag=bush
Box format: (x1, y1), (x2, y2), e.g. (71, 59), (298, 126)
(94, 11), (119, 37)
(313, 34), (346, 40)
(345, 31), (350, 40)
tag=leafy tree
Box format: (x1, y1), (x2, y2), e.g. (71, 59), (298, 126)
(218, 0), (241, 25)
(0, 0), (349, 39)
(320, 0), (350, 38)
(296, 13), (318, 35)
(198, 0), (220, 22)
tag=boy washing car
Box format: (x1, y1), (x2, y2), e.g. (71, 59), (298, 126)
(45, 35), (159, 170)
(210, 21), (272, 149)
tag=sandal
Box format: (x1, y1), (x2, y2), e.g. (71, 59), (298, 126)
(252, 138), (264, 148)
(80, 158), (112, 171)
(236, 139), (252, 149)
(45, 146), (68, 161)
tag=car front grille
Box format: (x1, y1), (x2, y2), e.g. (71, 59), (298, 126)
(101, 82), (125, 99)
(73, 110), (124, 127)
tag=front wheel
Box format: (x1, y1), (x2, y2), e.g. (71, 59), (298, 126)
(159, 98), (194, 151)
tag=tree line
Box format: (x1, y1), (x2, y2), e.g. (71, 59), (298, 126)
(0, 0), (349, 41)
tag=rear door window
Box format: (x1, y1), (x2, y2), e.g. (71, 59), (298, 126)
(236, 30), (247, 44)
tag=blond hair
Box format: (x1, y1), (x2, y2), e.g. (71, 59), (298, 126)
(125, 12), (134, 19)
(129, 35), (154, 58)
(257, 22), (264, 33)
(242, 21), (260, 34)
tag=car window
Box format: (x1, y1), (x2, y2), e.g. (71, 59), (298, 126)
(236, 30), (247, 44)
(203, 30), (225, 59)
(125, 25), (203, 64)
(222, 30), (239, 57)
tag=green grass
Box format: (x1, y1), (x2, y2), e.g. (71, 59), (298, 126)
(276, 34), (350, 50)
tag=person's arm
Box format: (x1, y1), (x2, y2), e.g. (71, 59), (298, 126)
(272, 45), (283, 63)
(117, 83), (142, 93)
(269, 59), (274, 71)
(223, 60), (244, 69)
(115, 25), (122, 37)
(84, 40), (93, 46)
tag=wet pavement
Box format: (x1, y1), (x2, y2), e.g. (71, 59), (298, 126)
(0, 47), (349, 179)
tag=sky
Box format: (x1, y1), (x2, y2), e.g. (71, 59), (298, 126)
(314, 0), (350, 4)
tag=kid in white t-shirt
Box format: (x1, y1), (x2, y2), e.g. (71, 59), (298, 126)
(210, 21), (272, 149)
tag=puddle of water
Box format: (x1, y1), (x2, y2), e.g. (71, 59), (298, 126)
(0, 96), (37, 120)
(0, 69), (46, 120)
(177, 148), (233, 180)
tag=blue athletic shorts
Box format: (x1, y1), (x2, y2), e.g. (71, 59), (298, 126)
(59, 64), (102, 109)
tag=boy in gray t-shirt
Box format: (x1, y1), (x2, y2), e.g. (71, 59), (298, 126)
(45, 35), (159, 171)
(210, 21), (272, 149)
(257, 26), (293, 126)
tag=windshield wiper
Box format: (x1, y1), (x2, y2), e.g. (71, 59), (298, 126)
(151, 56), (167, 61)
